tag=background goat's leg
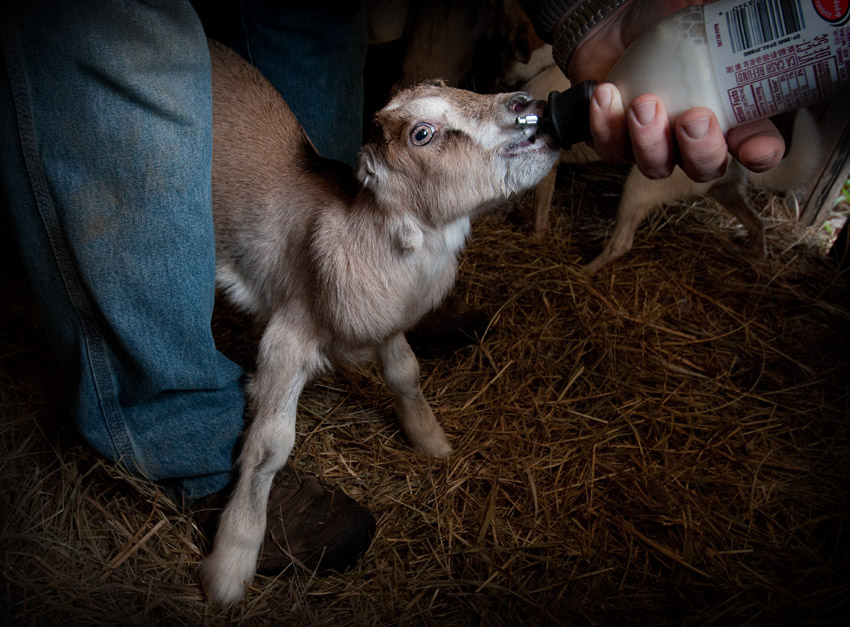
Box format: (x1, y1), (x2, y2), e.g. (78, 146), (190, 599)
(583, 197), (655, 275)
(379, 334), (452, 457)
(707, 177), (766, 257)
(533, 166), (558, 238)
(197, 311), (317, 608)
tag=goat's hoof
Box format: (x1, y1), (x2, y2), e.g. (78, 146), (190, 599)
(197, 548), (256, 609)
(581, 260), (603, 275)
(416, 432), (453, 458)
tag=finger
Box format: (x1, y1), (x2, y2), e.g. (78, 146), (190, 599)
(726, 118), (785, 172)
(627, 94), (674, 179)
(675, 108), (728, 182)
(588, 83), (631, 162)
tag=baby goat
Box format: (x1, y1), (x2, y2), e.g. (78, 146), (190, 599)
(196, 41), (559, 607)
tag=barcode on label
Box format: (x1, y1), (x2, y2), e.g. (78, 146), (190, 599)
(725, 0), (806, 53)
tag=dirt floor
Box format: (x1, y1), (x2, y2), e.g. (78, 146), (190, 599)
(2, 160), (849, 626)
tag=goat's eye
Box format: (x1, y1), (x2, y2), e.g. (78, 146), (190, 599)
(410, 123), (435, 146)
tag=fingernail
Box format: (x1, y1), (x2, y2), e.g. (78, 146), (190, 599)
(748, 151), (777, 168)
(632, 101), (657, 126)
(682, 116), (711, 140)
(593, 84), (613, 109)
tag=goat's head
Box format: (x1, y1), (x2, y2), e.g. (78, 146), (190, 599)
(358, 81), (559, 224)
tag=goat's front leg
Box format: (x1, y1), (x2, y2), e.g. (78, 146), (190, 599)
(197, 311), (320, 608)
(582, 197), (652, 275)
(379, 333), (452, 457)
(532, 165), (558, 238)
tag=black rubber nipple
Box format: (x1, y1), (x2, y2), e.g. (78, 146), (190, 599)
(542, 79), (597, 148)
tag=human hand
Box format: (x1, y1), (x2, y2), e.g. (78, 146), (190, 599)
(565, 0), (785, 182)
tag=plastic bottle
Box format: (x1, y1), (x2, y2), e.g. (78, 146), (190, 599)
(532, 0), (850, 148)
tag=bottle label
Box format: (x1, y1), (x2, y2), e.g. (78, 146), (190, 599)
(704, 0), (850, 125)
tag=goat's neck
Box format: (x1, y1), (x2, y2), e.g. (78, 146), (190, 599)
(350, 187), (472, 257)
(310, 187), (470, 347)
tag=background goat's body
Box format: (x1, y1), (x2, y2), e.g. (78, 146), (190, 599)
(197, 41), (557, 607)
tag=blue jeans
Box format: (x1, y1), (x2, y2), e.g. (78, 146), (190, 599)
(0, 0), (368, 505)
(195, 0), (368, 167)
(0, 0), (245, 504)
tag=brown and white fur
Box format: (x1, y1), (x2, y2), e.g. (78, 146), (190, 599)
(196, 41), (559, 608)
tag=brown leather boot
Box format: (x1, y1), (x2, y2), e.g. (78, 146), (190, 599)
(194, 466), (375, 574)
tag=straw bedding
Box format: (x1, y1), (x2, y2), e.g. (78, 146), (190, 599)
(2, 162), (848, 626)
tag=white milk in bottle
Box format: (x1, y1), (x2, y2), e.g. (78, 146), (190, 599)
(606, 0), (850, 132)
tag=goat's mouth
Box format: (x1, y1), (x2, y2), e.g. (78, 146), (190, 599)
(499, 129), (558, 157)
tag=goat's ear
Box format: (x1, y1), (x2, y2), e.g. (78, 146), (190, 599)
(357, 144), (386, 189)
(390, 214), (424, 256)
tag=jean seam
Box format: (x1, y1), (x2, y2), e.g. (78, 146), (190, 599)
(2, 15), (140, 475)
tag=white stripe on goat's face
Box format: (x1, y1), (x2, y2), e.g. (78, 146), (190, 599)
(391, 95), (507, 151)
(360, 83), (559, 225)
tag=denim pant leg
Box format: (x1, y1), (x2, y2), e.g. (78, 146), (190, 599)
(0, 1), (245, 504)
(197, 0), (368, 168)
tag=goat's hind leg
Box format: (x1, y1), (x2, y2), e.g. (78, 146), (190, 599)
(707, 175), (765, 256)
(379, 333), (452, 457)
(197, 312), (318, 608)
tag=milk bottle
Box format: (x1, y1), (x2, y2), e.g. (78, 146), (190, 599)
(539, 0), (850, 147)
